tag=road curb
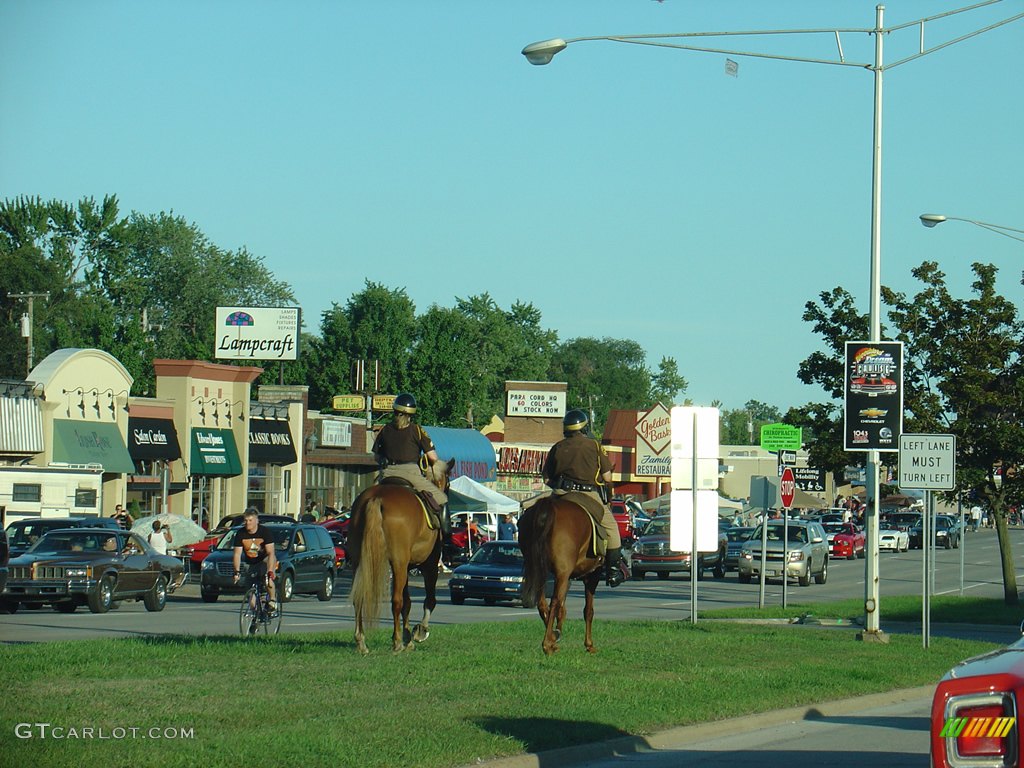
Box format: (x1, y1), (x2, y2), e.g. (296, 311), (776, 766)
(462, 685), (935, 768)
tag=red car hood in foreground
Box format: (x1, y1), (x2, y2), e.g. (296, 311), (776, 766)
(931, 637), (1024, 766)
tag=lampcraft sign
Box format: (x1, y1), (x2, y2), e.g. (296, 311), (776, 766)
(215, 306), (300, 361)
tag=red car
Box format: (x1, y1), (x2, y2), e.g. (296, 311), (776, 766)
(179, 513), (295, 567)
(931, 632), (1023, 766)
(822, 522), (866, 560)
(610, 500), (638, 548)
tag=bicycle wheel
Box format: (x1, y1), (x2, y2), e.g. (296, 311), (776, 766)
(264, 600), (282, 635)
(239, 588), (259, 636)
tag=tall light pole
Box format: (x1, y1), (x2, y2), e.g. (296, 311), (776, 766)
(920, 214), (1024, 244)
(522, 1), (1023, 641)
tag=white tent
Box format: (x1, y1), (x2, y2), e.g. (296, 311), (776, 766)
(449, 476), (520, 515)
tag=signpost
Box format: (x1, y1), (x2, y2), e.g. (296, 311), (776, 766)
(779, 467), (795, 608)
(899, 434), (956, 649)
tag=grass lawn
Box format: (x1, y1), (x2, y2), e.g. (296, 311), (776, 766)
(1, 615), (1002, 768)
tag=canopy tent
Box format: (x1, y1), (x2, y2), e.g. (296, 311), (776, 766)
(448, 475), (519, 515)
(448, 489), (487, 513)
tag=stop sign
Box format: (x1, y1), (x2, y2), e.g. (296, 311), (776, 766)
(780, 467), (796, 509)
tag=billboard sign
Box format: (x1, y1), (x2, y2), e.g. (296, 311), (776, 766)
(844, 341), (904, 452)
(215, 306), (300, 361)
(506, 389), (566, 418)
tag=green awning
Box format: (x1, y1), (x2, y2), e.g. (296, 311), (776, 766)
(52, 419), (136, 474)
(190, 427), (243, 476)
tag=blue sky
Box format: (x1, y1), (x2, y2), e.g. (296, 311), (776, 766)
(2, 1), (1022, 413)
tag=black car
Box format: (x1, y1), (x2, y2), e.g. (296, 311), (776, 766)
(909, 514), (962, 550)
(5, 516), (123, 559)
(448, 541), (527, 606)
(199, 523), (336, 603)
(723, 526), (755, 571)
(0, 524), (8, 595)
(883, 511), (922, 533)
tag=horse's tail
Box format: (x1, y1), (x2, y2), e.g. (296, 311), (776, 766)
(351, 497), (389, 627)
(521, 500), (555, 609)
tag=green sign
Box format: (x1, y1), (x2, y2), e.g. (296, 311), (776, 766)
(760, 423), (802, 452)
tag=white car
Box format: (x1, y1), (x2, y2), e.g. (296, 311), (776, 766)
(879, 527), (909, 552)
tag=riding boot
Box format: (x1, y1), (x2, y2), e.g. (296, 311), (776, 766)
(439, 506), (450, 536)
(605, 547), (629, 588)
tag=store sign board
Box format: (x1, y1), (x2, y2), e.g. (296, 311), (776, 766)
(214, 306), (300, 360)
(506, 390), (565, 418)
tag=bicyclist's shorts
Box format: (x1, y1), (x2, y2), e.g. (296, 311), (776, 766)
(243, 560), (270, 589)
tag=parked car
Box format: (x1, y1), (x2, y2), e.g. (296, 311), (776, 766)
(327, 530), (347, 570)
(610, 500), (639, 548)
(910, 515), (962, 550)
(1, 528), (185, 613)
(5, 516), (122, 559)
(448, 540), (527, 606)
(723, 526), (755, 571)
(883, 511), (922, 533)
(822, 522), (866, 560)
(199, 522), (335, 603)
(179, 512), (295, 568)
(629, 515), (727, 581)
(737, 520), (829, 586)
(879, 524), (910, 552)
(930, 628), (1024, 767)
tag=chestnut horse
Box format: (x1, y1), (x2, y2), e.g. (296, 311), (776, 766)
(348, 460), (450, 655)
(519, 495), (604, 655)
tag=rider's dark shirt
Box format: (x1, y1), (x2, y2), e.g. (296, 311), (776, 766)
(543, 433), (612, 487)
(373, 422), (435, 465)
(232, 524), (273, 564)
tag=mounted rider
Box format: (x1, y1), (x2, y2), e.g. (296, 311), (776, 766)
(372, 393), (449, 534)
(542, 408), (629, 587)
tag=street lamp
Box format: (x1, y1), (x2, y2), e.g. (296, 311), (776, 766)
(920, 214), (1024, 244)
(522, 1), (1023, 642)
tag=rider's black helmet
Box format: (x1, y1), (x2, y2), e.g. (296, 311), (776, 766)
(393, 393), (417, 415)
(563, 409), (589, 433)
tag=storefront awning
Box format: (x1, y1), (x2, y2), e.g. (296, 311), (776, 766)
(248, 418), (297, 465)
(425, 426), (497, 483)
(128, 417), (182, 461)
(52, 419), (136, 474)
(190, 428), (243, 476)
(0, 396), (44, 454)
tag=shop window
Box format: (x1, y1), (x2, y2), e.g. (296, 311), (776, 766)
(75, 489), (98, 508)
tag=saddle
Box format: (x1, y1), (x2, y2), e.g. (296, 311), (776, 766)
(379, 476), (444, 529)
(555, 491), (609, 558)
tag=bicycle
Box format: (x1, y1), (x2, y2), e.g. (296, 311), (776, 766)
(238, 571), (282, 636)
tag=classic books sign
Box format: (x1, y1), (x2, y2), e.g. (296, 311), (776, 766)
(634, 403), (671, 478)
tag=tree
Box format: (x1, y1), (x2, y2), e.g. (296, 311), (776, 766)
(801, 261), (1024, 604)
(649, 357), (688, 407)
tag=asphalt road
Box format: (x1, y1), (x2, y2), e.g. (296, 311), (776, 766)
(1, 527), (1020, 644)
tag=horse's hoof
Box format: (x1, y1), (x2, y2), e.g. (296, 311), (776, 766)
(357, 646), (370, 656)
(413, 627), (430, 643)
(586, 646), (598, 654)
(553, 629), (561, 642)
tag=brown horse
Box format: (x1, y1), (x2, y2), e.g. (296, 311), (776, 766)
(348, 460), (450, 655)
(519, 495), (604, 655)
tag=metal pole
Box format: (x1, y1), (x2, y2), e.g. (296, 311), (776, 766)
(758, 505), (768, 609)
(958, 496), (965, 596)
(922, 490), (931, 648)
(863, 3), (885, 640)
(10, 291), (49, 376)
(690, 410), (698, 625)
(782, 507), (789, 608)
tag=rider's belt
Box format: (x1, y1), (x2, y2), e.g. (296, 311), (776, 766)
(559, 476), (597, 493)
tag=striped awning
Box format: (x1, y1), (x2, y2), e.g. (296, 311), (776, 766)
(0, 396), (44, 454)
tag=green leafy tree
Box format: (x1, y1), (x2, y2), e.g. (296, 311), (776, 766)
(649, 357), (688, 407)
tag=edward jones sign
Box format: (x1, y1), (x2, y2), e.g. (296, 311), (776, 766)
(215, 307), (301, 361)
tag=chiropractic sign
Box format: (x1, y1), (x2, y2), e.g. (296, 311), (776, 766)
(215, 306), (301, 361)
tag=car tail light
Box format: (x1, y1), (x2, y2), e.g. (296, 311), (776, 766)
(943, 692), (1017, 765)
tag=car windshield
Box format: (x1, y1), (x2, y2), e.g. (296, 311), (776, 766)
(467, 544), (523, 566)
(646, 518), (671, 536)
(28, 530), (122, 555)
(214, 525), (293, 551)
(823, 523), (852, 534)
(756, 525), (808, 544)
(6, 521), (76, 548)
(726, 528), (751, 543)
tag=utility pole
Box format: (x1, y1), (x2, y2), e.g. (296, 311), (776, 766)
(10, 292), (50, 376)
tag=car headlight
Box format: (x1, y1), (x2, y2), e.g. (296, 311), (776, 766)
(449, 575), (466, 584)
(741, 552), (752, 561)
(202, 560), (214, 570)
(788, 551), (805, 562)
(65, 567), (90, 578)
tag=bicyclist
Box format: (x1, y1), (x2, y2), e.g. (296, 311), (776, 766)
(232, 508), (279, 614)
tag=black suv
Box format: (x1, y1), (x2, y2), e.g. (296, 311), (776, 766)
(199, 523), (336, 602)
(5, 516), (123, 559)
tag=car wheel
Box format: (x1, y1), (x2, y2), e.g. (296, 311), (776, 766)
(143, 575), (168, 612)
(88, 575), (115, 614)
(814, 558), (828, 585)
(0, 600), (19, 614)
(858, 545), (866, 559)
(450, 594), (465, 605)
(944, 537), (952, 550)
(738, 572), (752, 584)
(713, 559), (726, 579)
(847, 550), (856, 561)
(798, 561), (812, 587)
(632, 569), (644, 580)
(484, 596), (497, 606)
(200, 588), (219, 603)
(280, 571), (294, 602)
(953, 536), (960, 549)
(316, 571), (334, 601)
(658, 571), (670, 581)
(55, 601), (77, 613)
